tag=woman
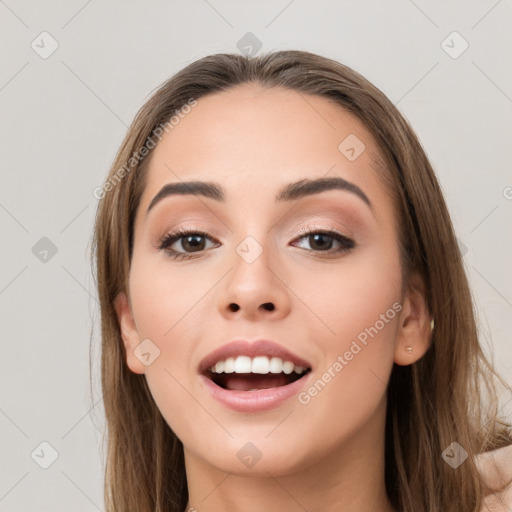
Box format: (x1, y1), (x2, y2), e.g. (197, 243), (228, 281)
(92, 50), (512, 511)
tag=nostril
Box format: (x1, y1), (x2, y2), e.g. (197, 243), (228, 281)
(228, 303), (274, 312)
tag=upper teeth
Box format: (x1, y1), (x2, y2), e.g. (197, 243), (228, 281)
(209, 355), (306, 375)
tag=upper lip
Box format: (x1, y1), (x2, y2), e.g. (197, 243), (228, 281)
(198, 339), (312, 374)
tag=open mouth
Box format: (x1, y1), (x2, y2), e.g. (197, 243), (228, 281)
(204, 356), (312, 392)
(207, 370), (312, 391)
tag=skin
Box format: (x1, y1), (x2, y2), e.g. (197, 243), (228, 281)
(477, 445), (512, 510)
(115, 84), (432, 512)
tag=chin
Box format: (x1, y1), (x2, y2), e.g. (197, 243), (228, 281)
(187, 434), (315, 477)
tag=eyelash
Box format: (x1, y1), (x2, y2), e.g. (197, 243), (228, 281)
(157, 225), (355, 261)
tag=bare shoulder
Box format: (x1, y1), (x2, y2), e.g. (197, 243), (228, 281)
(475, 444), (512, 511)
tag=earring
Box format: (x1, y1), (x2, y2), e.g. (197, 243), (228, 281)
(430, 318), (435, 331)
(405, 346), (413, 354)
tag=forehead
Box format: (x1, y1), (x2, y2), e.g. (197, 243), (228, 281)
(139, 84), (388, 211)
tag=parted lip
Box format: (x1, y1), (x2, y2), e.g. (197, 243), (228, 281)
(198, 339), (313, 375)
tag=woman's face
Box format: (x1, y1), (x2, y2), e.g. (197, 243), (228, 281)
(117, 84), (423, 477)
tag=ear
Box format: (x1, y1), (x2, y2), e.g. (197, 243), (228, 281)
(394, 272), (433, 366)
(113, 292), (146, 374)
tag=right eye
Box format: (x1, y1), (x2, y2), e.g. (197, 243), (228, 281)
(158, 228), (220, 260)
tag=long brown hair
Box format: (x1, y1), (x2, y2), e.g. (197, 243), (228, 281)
(91, 50), (512, 512)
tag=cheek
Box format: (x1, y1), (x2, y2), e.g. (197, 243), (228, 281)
(291, 242), (401, 424)
(129, 241), (214, 337)
(127, 250), (220, 423)
(289, 236), (402, 348)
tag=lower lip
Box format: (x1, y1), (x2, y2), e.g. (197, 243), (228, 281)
(199, 372), (311, 413)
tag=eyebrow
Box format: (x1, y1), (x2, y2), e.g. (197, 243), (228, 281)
(146, 176), (373, 213)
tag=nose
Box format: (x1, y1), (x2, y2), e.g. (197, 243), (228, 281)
(218, 242), (291, 322)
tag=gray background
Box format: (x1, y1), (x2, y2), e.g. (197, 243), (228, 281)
(1, 1), (511, 510)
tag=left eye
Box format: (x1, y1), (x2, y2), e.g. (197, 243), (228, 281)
(292, 230), (355, 253)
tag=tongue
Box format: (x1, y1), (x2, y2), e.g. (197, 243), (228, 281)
(223, 373), (291, 391)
